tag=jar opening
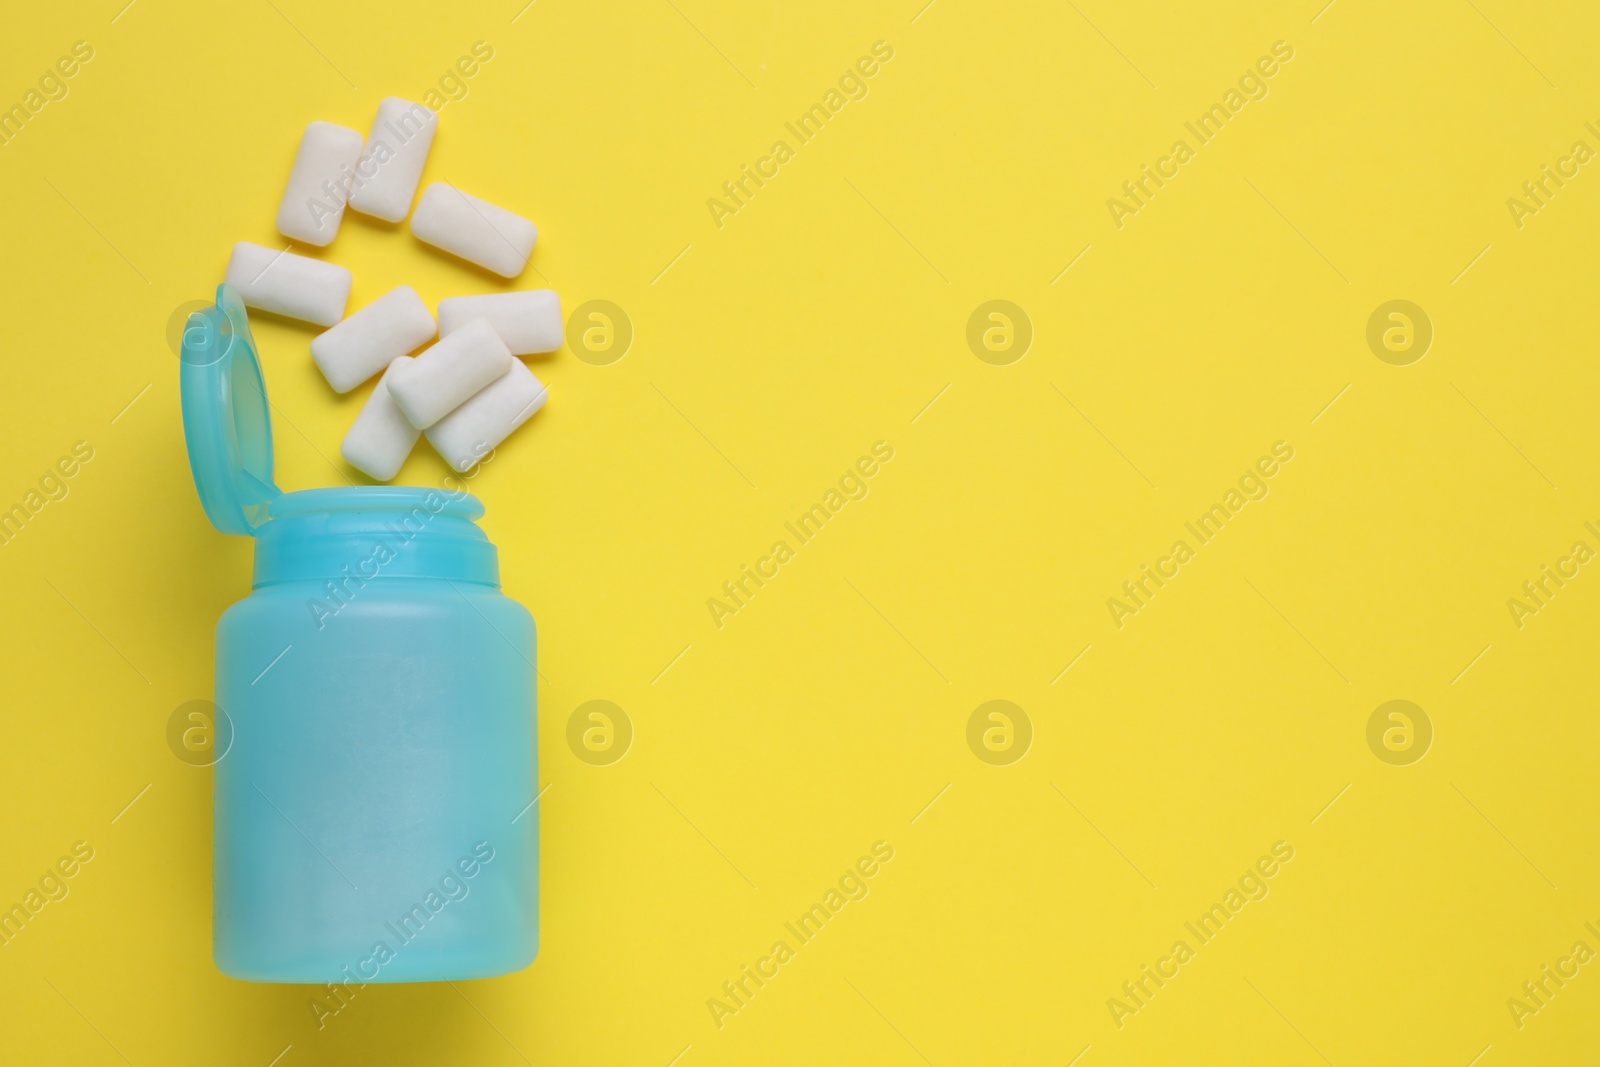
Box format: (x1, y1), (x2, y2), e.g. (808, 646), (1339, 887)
(269, 486), (486, 522)
(252, 486), (498, 587)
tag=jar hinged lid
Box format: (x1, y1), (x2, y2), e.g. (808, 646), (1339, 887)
(179, 284), (281, 535)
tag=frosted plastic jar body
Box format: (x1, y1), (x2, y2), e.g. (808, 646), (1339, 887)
(212, 487), (537, 983)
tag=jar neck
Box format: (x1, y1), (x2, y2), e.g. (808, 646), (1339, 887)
(252, 487), (499, 587)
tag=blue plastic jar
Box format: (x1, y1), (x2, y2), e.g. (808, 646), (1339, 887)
(181, 286), (537, 983)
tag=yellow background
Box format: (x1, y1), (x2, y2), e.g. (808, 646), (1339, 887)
(1, 0), (1597, 1064)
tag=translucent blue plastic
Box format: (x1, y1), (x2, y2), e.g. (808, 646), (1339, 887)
(182, 287), (537, 984)
(179, 285), (279, 534)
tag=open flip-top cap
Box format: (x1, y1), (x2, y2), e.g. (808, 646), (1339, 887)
(179, 284), (282, 535)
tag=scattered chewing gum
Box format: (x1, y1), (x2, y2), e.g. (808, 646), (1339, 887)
(310, 286), (437, 393)
(436, 291), (562, 355)
(275, 121), (365, 246)
(386, 317), (513, 430)
(224, 242), (351, 326)
(341, 360), (420, 481)
(426, 359), (547, 472)
(348, 97), (438, 223)
(410, 183), (536, 278)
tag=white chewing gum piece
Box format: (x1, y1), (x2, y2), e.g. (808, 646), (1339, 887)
(385, 317), (513, 429)
(410, 183), (537, 278)
(224, 242), (352, 326)
(341, 361), (421, 481)
(311, 286), (437, 393)
(275, 121), (365, 246)
(348, 98), (438, 223)
(425, 360), (548, 472)
(436, 291), (562, 355)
